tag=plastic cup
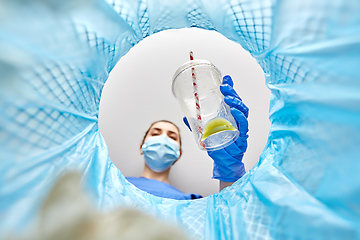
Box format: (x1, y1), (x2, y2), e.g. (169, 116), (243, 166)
(172, 59), (239, 151)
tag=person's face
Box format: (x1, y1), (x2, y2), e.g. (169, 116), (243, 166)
(144, 122), (180, 145)
(140, 121), (181, 154)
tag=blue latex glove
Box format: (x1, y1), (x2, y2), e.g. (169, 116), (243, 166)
(183, 75), (249, 182)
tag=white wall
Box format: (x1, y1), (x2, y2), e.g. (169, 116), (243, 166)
(98, 28), (271, 197)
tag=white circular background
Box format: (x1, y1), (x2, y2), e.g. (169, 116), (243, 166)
(99, 28), (271, 197)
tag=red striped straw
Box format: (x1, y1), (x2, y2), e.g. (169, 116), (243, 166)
(190, 51), (205, 149)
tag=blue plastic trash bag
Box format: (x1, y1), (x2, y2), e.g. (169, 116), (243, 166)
(0, 0), (359, 239)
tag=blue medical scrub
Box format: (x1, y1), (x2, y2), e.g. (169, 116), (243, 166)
(126, 177), (202, 200)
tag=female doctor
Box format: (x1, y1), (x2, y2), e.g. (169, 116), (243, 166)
(126, 75), (249, 200)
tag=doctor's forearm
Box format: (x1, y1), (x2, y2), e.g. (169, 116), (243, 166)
(219, 180), (234, 191)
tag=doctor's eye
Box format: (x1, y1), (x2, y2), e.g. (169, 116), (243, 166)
(168, 135), (178, 141)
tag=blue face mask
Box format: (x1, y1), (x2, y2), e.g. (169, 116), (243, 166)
(141, 135), (181, 172)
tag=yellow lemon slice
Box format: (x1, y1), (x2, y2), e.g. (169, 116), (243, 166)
(201, 117), (237, 140)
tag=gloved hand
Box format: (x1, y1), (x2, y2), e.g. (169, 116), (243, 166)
(183, 75), (249, 182)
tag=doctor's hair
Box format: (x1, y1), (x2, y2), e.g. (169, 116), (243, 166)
(141, 120), (182, 151)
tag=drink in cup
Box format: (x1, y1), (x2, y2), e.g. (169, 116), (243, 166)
(172, 58), (239, 151)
